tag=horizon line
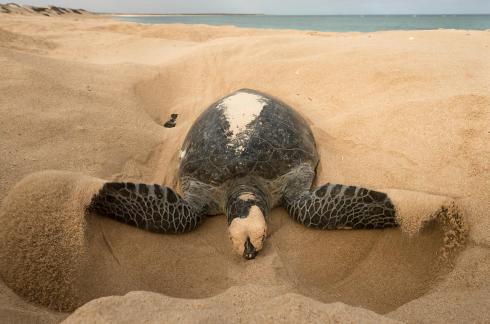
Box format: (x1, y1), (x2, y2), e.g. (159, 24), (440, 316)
(106, 12), (490, 16)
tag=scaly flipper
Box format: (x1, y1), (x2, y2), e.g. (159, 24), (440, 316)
(88, 182), (206, 233)
(284, 183), (397, 229)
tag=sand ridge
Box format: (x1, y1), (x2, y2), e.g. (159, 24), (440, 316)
(0, 12), (489, 324)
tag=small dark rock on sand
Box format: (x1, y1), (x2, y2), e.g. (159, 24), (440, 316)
(164, 113), (178, 128)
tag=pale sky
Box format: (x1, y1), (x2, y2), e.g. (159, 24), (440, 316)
(15, 0), (490, 14)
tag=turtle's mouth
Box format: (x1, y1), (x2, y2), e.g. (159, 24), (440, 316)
(243, 237), (258, 260)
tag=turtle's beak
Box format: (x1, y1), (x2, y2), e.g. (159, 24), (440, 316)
(243, 237), (258, 260)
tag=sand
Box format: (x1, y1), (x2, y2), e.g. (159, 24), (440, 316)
(0, 8), (489, 324)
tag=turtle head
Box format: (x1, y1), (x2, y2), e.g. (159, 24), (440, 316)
(228, 205), (267, 260)
(226, 188), (268, 260)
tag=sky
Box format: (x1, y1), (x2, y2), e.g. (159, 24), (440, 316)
(15, 0), (490, 14)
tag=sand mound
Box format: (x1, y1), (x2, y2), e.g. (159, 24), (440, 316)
(0, 279), (67, 323)
(63, 285), (399, 323)
(0, 27), (56, 53)
(0, 13), (489, 323)
(91, 22), (302, 42)
(0, 171), (103, 311)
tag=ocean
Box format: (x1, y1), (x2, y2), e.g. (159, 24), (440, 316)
(113, 14), (490, 32)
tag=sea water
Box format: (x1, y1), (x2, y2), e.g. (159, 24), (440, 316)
(113, 15), (490, 32)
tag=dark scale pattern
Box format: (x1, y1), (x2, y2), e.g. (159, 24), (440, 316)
(88, 182), (205, 234)
(284, 183), (398, 230)
(179, 89), (319, 186)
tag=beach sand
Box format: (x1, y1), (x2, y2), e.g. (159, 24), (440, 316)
(0, 9), (489, 323)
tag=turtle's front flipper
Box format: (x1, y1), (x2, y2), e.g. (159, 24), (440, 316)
(88, 182), (205, 234)
(284, 183), (397, 229)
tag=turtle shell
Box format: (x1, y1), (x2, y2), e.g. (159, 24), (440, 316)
(179, 89), (318, 186)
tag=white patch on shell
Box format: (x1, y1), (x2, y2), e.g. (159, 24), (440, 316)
(179, 149), (186, 160)
(217, 92), (266, 152)
(228, 206), (267, 256)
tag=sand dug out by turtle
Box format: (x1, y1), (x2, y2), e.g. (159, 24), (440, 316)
(85, 89), (461, 260)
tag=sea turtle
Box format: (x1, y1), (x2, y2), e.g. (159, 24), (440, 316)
(89, 89), (397, 259)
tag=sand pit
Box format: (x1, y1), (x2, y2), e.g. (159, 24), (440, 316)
(0, 11), (489, 324)
(0, 171), (463, 314)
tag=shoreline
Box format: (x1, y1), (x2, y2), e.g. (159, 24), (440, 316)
(111, 13), (266, 17)
(110, 13), (490, 16)
(110, 14), (490, 33)
(110, 18), (490, 33)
